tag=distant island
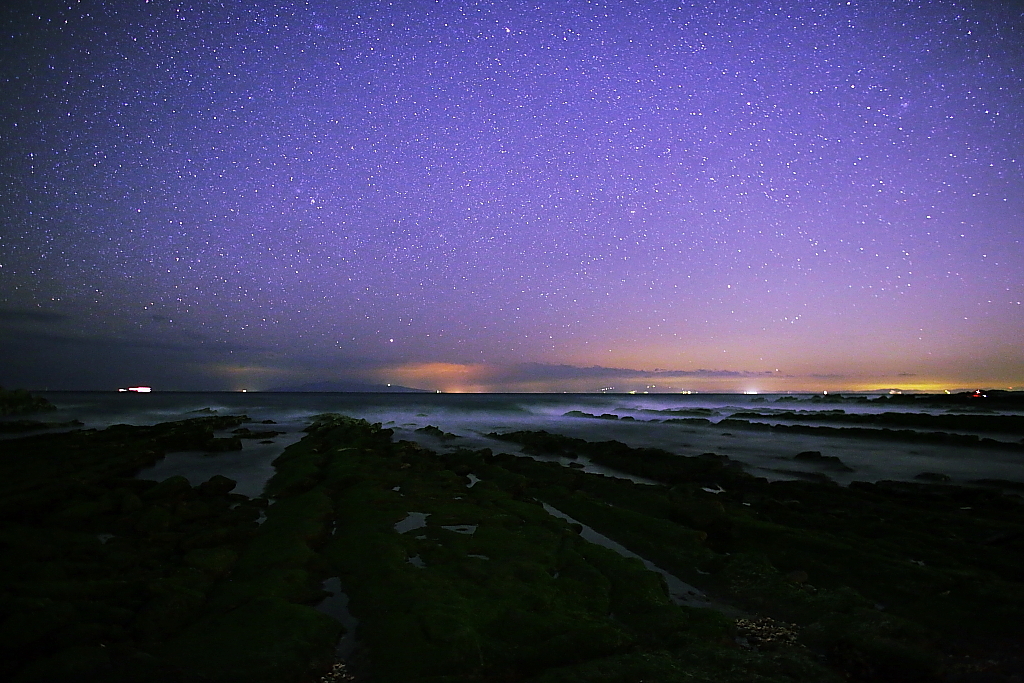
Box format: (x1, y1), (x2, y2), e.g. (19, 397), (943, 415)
(267, 380), (429, 393)
(0, 386), (57, 415)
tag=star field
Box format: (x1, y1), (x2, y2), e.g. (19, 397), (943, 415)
(1, 0), (1022, 391)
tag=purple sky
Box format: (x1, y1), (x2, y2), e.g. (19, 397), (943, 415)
(1, 0), (1022, 392)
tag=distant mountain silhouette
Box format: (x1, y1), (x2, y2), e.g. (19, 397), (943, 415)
(267, 380), (429, 393)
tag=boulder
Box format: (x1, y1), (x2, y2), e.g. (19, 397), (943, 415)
(199, 474), (238, 496)
(794, 451), (854, 471)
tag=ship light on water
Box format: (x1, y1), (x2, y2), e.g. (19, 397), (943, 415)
(118, 386), (152, 393)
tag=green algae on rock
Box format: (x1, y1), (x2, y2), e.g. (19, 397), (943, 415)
(284, 415), (839, 682)
(489, 429), (1024, 682)
(3, 411), (1022, 682)
(0, 415), (339, 683)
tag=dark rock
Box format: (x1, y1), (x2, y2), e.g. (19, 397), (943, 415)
(784, 570), (809, 584)
(415, 425), (460, 441)
(914, 472), (952, 483)
(769, 469), (836, 484)
(0, 418), (82, 433)
(794, 451), (854, 471)
(175, 499), (212, 521)
(143, 475), (194, 501)
(119, 492), (144, 514)
(199, 475), (238, 496)
(971, 479), (1024, 491)
(135, 505), (173, 533)
(980, 529), (1024, 546)
(184, 547), (238, 576)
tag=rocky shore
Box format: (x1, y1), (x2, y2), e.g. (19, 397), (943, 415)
(1, 408), (1022, 682)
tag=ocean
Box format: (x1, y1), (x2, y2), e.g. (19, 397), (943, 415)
(17, 391), (1023, 497)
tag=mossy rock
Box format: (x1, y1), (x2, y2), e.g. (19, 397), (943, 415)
(53, 499), (106, 523)
(184, 547), (238, 577)
(134, 505), (173, 533)
(0, 597), (79, 650)
(199, 475), (238, 495)
(10, 645), (112, 683)
(801, 612), (941, 681)
(133, 581), (207, 640)
(522, 622), (633, 670)
(157, 597), (341, 683)
(142, 475), (193, 502)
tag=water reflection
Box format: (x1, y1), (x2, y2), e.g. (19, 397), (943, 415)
(134, 430), (305, 497)
(541, 503), (742, 617)
(394, 511), (429, 533)
(315, 577), (359, 659)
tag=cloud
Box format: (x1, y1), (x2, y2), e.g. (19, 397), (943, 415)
(0, 327), (254, 354)
(0, 325), (275, 390)
(492, 363), (776, 382)
(0, 308), (68, 323)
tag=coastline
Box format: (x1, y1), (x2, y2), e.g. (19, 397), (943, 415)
(1, 392), (1022, 681)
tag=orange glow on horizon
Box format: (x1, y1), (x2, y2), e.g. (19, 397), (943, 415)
(363, 360), (1020, 394)
(375, 362), (491, 392)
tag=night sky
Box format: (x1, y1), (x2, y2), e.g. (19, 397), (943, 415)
(1, 0), (1022, 393)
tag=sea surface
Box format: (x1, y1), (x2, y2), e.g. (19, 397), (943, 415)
(13, 391), (1023, 496)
